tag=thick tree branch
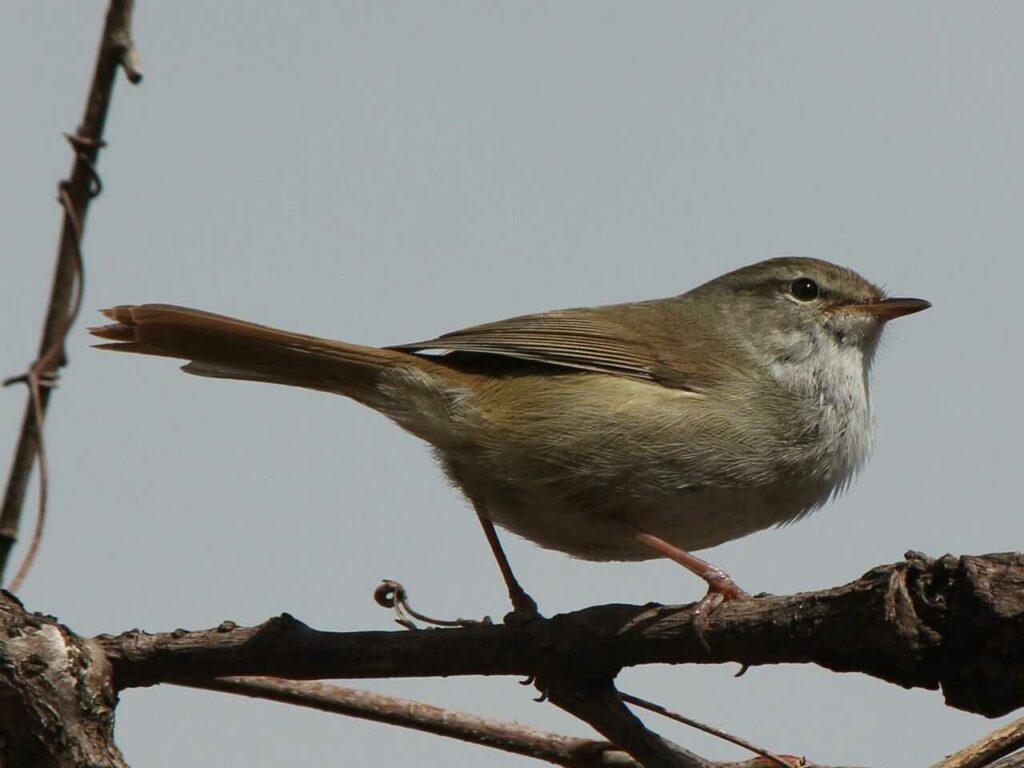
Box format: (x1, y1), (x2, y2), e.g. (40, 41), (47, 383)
(7, 552), (1019, 766)
(99, 552), (1024, 717)
(0, 592), (125, 768)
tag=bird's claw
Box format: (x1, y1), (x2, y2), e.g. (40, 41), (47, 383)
(692, 578), (751, 652)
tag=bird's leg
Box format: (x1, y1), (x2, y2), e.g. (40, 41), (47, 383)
(633, 529), (748, 597)
(631, 528), (749, 645)
(473, 502), (540, 619)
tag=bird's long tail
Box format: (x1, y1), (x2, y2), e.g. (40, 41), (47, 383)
(89, 304), (435, 407)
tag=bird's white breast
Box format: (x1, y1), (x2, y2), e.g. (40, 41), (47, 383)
(766, 325), (876, 493)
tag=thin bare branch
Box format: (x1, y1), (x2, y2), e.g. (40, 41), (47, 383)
(5, 372), (51, 593)
(180, 676), (638, 767)
(619, 692), (792, 768)
(0, 0), (141, 586)
(543, 679), (715, 768)
(375, 579), (494, 629)
(180, 669), (853, 766)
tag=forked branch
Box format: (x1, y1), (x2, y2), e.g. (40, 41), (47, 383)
(99, 552), (1024, 718)
(4, 551), (1021, 767)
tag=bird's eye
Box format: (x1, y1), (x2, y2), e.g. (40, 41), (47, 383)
(789, 277), (820, 301)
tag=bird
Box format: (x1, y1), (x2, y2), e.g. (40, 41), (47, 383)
(90, 257), (929, 619)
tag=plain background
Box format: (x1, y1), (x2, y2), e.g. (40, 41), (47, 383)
(2, 2), (1022, 765)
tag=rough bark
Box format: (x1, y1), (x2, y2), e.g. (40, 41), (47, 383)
(99, 552), (1024, 718)
(0, 592), (125, 768)
(2, 552), (1021, 767)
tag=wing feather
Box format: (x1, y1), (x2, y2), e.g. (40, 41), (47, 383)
(391, 309), (660, 380)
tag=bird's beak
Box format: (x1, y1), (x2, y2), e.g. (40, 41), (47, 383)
(840, 297), (932, 321)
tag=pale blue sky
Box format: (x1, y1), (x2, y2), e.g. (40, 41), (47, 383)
(2, 2), (1022, 765)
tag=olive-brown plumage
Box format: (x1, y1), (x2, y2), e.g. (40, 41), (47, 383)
(91, 258), (929, 604)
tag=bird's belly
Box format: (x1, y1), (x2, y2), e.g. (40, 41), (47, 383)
(477, 479), (835, 561)
(437, 365), (872, 562)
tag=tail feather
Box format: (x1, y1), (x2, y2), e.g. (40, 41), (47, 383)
(89, 303), (422, 404)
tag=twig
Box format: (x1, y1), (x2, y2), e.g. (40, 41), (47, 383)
(179, 676), (638, 767)
(0, 0), (141, 587)
(4, 178), (88, 593)
(619, 691), (794, 768)
(931, 717), (1024, 768)
(543, 679), (715, 768)
(374, 579), (493, 629)
(4, 369), (53, 594)
(185, 678), (841, 768)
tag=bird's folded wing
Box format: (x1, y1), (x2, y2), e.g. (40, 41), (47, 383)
(391, 309), (662, 381)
